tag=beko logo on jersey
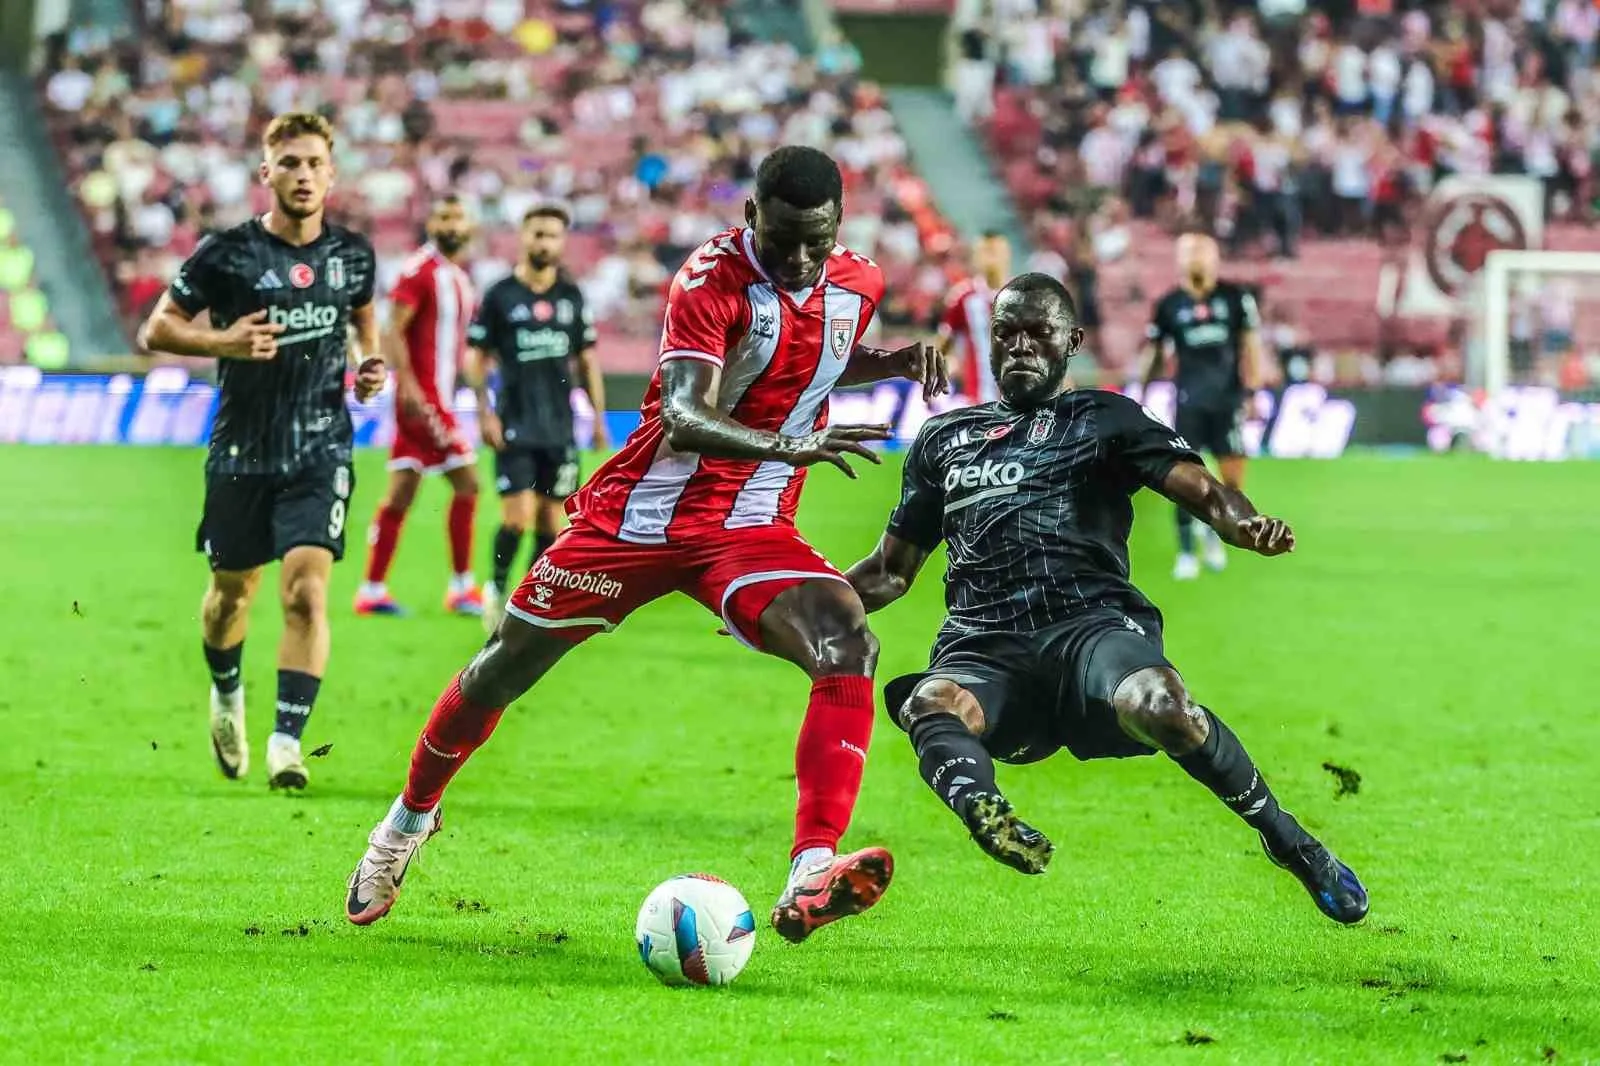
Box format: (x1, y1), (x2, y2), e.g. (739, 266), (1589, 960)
(266, 304), (340, 347)
(944, 460), (1025, 491)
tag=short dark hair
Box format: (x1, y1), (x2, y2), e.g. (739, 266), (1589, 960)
(522, 204), (571, 227)
(999, 272), (1078, 319)
(754, 146), (843, 210)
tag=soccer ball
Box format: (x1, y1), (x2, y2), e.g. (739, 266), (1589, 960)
(635, 874), (756, 986)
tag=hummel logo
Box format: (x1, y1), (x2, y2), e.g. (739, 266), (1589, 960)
(422, 736), (461, 760)
(840, 740), (866, 760)
(255, 270), (284, 291)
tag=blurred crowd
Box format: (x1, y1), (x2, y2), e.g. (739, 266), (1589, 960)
(962, 0), (1598, 268)
(40, 0), (958, 360)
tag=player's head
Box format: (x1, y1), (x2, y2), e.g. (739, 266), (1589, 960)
(990, 273), (1084, 409)
(1176, 231), (1219, 291)
(974, 230), (1011, 288)
(427, 195), (474, 258)
(521, 205), (570, 270)
(260, 112), (336, 221)
(745, 146), (843, 291)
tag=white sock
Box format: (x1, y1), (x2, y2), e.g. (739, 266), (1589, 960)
(268, 732), (299, 749)
(385, 795), (435, 836)
(360, 581), (386, 598)
(450, 572), (475, 594)
(789, 847), (834, 881)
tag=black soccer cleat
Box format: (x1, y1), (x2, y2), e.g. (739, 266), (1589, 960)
(960, 793), (1054, 875)
(1263, 835), (1369, 925)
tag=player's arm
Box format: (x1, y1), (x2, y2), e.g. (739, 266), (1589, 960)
(1237, 289), (1265, 392)
(382, 300), (424, 415)
(837, 341), (948, 401)
(348, 301), (386, 402)
(846, 420), (944, 610)
(846, 534), (932, 613)
(138, 241), (284, 359)
(1158, 461), (1293, 556)
(463, 344), (504, 450)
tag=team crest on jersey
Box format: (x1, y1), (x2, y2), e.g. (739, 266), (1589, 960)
(327, 257), (345, 291)
(556, 300), (574, 325)
(829, 318), (853, 360)
(1027, 409), (1056, 445)
(333, 466), (351, 499)
(289, 263), (314, 289)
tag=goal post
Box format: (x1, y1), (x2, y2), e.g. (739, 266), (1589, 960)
(1472, 249), (1600, 395)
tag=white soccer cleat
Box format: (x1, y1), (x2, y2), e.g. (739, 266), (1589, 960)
(346, 809), (444, 925)
(267, 732), (309, 791)
(1202, 528), (1228, 572)
(1173, 553), (1201, 581)
(482, 581), (504, 635)
(209, 685), (249, 779)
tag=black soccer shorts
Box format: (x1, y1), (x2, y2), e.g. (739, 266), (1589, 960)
(195, 462), (355, 572)
(494, 444), (579, 500)
(1175, 403), (1246, 459)
(883, 607), (1174, 764)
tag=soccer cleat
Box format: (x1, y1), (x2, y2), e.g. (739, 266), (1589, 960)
(209, 684), (248, 779)
(770, 846), (893, 944)
(266, 733), (309, 791)
(1202, 528), (1228, 572)
(481, 581), (504, 634)
(354, 591), (408, 617)
(346, 808), (444, 926)
(1264, 835), (1369, 925)
(1173, 553), (1201, 581)
(960, 792), (1054, 875)
(445, 585), (485, 617)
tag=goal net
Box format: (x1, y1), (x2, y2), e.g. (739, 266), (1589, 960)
(1453, 250), (1600, 459)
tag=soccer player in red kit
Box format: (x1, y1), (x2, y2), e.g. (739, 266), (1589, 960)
(346, 147), (946, 941)
(937, 230), (1011, 403)
(354, 196), (485, 617)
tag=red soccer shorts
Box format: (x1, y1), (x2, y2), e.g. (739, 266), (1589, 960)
(389, 401), (475, 475)
(504, 520), (849, 648)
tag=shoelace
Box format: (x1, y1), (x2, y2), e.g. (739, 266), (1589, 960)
(352, 833), (413, 892)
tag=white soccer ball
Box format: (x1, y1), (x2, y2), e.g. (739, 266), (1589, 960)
(635, 874), (756, 986)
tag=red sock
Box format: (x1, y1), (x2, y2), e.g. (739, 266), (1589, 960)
(447, 493), (476, 576)
(792, 674), (876, 857)
(365, 506), (407, 585)
(402, 674), (505, 811)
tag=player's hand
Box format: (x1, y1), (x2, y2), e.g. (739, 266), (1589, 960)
(218, 308), (284, 361)
(394, 371), (426, 418)
(1235, 514), (1294, 556)
(889, 341), (948, 402)
(480, 409), (506, 451)
(779, 423), (893, 479)
(354, 357), (387, 402)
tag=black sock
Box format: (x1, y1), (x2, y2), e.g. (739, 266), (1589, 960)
(1174, 709), (1309, 855)
(910, 713), (1000, 816)
(1176, 506), (1197, 554)
(274, 670), (321, 740)
(533, 531), (557, 560)
(491, 526), (523, 589)
(204, 641), (243, 696)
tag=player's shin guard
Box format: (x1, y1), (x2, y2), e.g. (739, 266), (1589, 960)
(1173, 709), (1310, 856)
(401, 674), (505, 812)
(448, 494), (476, 578)
(792, 675), (875, 857)
(909, 712), (999, 813)
(366, 506), (407, 585)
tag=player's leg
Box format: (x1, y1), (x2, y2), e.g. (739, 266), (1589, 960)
(1110, 666), (1368, 924)
(442, 460), (483, 615)
(531, 445), (579, 562)
(272, 545), (334, 790)
(1172, 405), (1205, 579)
(484, 446), (536, 631)
(356, 466), (421, 615)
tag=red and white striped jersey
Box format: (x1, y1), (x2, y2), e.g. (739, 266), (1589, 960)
(390, 244), (475, 407)
(572, 227), (884, 545)
(938, 276), (998, 403)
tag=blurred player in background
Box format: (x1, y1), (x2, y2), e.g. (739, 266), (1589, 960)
(355, 195), (483, 618)
(937, 230), (1010, 403)
(1142, 232), (1263, 580)
(138, 113), (384, 790)
(852, 274), (1367, 924)
(346, 147), (946, 941)
(466, 206), (608, 632)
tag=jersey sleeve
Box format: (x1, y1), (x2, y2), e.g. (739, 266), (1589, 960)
(389, 260), (432, 312)
(658, 271), (740, 367)
(1103, 394), (1202, 491)
(466, 287), (498, 350)
(886, 421), (946, 550)
(167, 235), (227, 315)
(578, 295), (598, 349)
(353, 238), (378, 306)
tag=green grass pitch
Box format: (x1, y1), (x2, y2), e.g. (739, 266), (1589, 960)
(3, 445), (1596, 1064)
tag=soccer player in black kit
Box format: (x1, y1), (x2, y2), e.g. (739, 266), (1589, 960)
(847, 273), (1368, 925)
(139, 113), (385, 791)
(1142, 232), (1264, 580)
(465, 205), (607, 631)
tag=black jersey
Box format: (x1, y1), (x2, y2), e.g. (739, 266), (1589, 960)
(1146, 281), (1260, 410)
(168, 217), (376, 475)
(888, 388), (1200, 655)
(467, 274), (596, 449)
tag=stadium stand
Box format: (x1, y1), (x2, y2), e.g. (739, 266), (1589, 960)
(0, 192), (69, 368)
(38, 0), (956, 373)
